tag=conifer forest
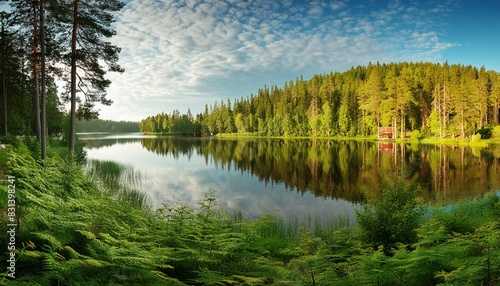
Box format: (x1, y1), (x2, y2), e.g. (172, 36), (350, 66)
(140, 62), (500, 140)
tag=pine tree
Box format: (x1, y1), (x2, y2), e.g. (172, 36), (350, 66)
(475, 67), (490, 128)
(319, 102), (333, 137)
(360, 67), (383, 136)
(396, 65), (414, 139)
(65, 0), (125, 153)
(382, 66), (398, 132)
(139, 62), (500, 140)
(1, 13), (10, 136)
(490, 72), (500, 124)
(449, 65), (468, 138)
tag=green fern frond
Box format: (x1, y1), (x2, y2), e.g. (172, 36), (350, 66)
(32, 232), (63, 249)
(231, 274), (269, 284)
(111, 256), (153, 267)
(24, 192), (59, 210)
(20, 249), (42, 258)
(75, 230), (97, 240)
(97, 232), (119, 244)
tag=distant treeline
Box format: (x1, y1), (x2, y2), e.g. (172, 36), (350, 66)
(76, 119), (139, 133)
(140, 61), (500, 139)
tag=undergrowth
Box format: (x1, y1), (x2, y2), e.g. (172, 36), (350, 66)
(0, 142), (499, 285)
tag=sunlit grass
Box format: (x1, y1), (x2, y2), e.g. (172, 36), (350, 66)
(420, 137), (490, 147)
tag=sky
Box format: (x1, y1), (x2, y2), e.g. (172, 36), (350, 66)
(91, 0), (500, 121)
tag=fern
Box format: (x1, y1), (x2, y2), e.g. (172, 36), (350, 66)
(3, 146), (499, 285)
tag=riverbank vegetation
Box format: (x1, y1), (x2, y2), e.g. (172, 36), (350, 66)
(1, 141), (499, 285)
(139, 62), (500, 144)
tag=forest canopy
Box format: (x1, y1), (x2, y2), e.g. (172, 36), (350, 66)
(140, 62), (500, 139)
(0, 0), (124, 156)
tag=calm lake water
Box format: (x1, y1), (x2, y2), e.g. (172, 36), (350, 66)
(80, 133), (500, 220)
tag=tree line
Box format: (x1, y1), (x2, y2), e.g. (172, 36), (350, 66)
(0, 0), (124, 157)
(75, 119), (139, 133)
(140, 62), (500, 139)
(140, 109), (202, 135)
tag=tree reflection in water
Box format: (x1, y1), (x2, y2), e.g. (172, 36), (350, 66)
(138, 137), (500, 203)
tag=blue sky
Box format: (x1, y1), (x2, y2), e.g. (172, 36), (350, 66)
(87, 0), (500, 121)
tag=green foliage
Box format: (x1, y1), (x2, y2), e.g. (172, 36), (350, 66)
(140, 109), (202, 134)
(1, 146), (500, 285)
(431, 194), (499, 234)
(0, 149), (177, 285)
(76, 119), (140, 133)
(476, 127), (493, 139)
(409, 129), (422, 141)
(356, 176), (426, 253)
(471, 133), (482, 142)
(492, 126), (500, 141)
(141, 62), (500, 139)
(0, 135), (20, 147)
(85, 159), (148, 209)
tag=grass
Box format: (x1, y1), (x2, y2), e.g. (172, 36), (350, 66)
(214, 131), (500, 148)
(229, 209), (354, 248)
(85, 159), (149, 209)
(420, 137), (491, 147)
(216, 132), (266, 138)
(216, 132), (380, 141)
(427, 191), (500, 233)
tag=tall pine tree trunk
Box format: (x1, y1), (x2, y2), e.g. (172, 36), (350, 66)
(1, 18), (6, 136)
(1, 71), (5, 136)
(442, 82), (449, 139)
(400, 108), (405, 139)
(494, 98), (499, 124)
(69, 0), (78, 153)
(33, 3), (41, 141)
(40, 0), (47, 159)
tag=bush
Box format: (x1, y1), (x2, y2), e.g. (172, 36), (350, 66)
(409, 130), (422, 141)
(356, 177), (426, 254)
(492, 126), (500, 141)
(0, 135), (20, 147)
(23, 136), (41, 157)
(471, 133), (481, 142)
(476, 127), (492, 139)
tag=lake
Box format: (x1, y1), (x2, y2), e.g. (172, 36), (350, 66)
(80, 133), (500, 221)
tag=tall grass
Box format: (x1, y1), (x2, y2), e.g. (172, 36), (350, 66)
(428, 191), (500, 233)
(85, 159), (149, 209)
(243, 210), (354, 246)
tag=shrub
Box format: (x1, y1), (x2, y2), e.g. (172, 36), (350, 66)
(471, 133), (481, 142)
(476, 127), (492, 139)
(492, 126), (500, 141)
(0, 135), (20, 147)
(356, 177), (426, 254)
(409, 130), (422, 141)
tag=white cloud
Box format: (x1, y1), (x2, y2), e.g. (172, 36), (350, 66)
(100, 0), (458, 121)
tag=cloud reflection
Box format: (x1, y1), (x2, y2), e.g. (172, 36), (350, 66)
(83, 135), (360, 222)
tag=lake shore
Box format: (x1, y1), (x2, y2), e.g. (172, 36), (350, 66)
(213, 131), (500, 147)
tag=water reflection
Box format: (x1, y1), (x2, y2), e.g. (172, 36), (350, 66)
(81, 134), (500, 219)
(138, 137), (500, 202)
